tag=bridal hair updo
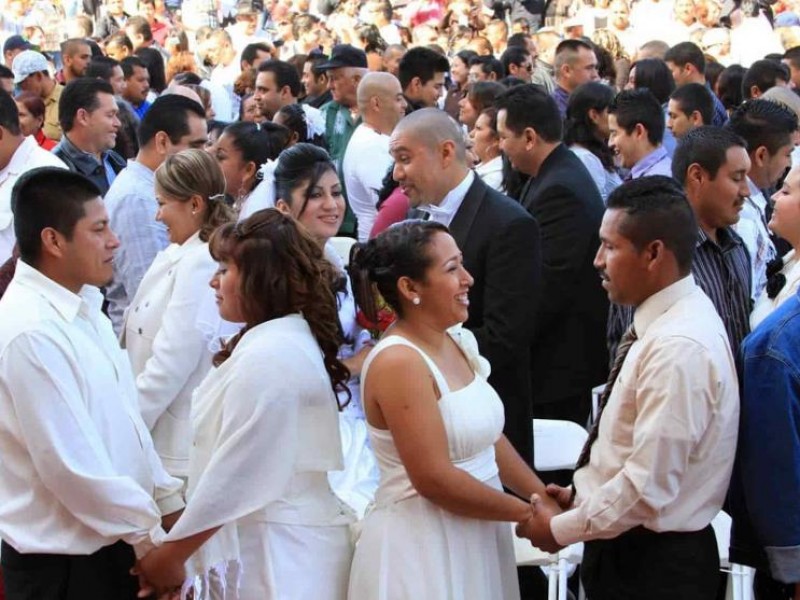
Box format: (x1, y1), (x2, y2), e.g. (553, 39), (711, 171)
(350, 220), (449, 320)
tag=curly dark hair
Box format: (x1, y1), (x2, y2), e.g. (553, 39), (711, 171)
(209, 209), (351, 407)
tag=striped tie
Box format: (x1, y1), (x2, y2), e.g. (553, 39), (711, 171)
(574, 325), (638, 471)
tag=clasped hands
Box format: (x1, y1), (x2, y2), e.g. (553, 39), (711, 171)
(514, 483), (573, 554)
(131, 544), (186, 600)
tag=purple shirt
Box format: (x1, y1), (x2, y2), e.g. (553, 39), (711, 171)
(630, 146), (672, 180)
(552, 86), (570, 118)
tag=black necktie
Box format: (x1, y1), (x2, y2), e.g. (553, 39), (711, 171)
(574, 325), (638, 471)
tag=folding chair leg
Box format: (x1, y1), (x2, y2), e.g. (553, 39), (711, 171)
(558, 558), (568, 600)
(548, 564), (558, 600)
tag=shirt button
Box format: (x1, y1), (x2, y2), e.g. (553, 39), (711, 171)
(138, 328), (143, 334)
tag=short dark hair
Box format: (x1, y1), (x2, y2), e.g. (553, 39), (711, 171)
(506, 32), (530, 49)
(125, 15), (153, 42)
(669, 83), (714, 125)
(784, 45), (800, 70)
(500, 46), (530, 74)
(59, 77), (115, 132)
(630, 58), (675, 104)
(741, 59), (790, 100)
(466, 80), (506, 113)
(105, 31), (133, 52)
(609, 88), (665, 145)
(468, 55), (505, 81)
(86, 55), (121, 80)
(0, 65), (12, 80)
(60, 38), (90, 56)
(717, 64), (746, 112)
(726, 99), (798, 155)
(664, 41), (705, 73)
(241, 42), (272, 68)
(606, 175), (698, 274)
(0, 90), (20, 135)
(138, 94), (205, 147)
(12, 167), (102, 264)
(398, 47), (450, 90)
(554, 38), (594, 72)
(494, 83), (562, 142)
(258, 59), (302, 98)
(120, 55), (147, 79)
(672, 125), (747, 183)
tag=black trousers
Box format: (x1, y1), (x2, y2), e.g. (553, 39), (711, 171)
(582, 525), (720, 600)
(754, 569), (796, 600)
(1, 540), (140, 600)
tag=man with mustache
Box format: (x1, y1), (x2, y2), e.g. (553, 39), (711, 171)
(607, 126), (753, 358)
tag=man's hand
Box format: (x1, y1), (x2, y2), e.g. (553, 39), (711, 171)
(134, 545), (186, 598)
(546, 483), (574, 510)
(515, 493), (564, 554)
(161, 509), (183, 533)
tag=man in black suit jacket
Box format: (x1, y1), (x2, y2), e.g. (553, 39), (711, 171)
(391, 108), (542, 467)
(497, 84), (608, 426)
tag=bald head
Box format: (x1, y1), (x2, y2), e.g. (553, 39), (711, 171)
(358, 72), (399, 110)
(163, 83), (203, 106)
(394, 108), (467, 163)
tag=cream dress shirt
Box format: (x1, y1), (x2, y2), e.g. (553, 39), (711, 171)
(551, 276), (739, 545)
(0, 261), (184, 558)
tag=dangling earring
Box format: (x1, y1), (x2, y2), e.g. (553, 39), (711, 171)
(412, 297), (421, 305)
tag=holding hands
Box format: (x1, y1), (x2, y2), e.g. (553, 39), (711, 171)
(515, 484), (574, 554)
(132, 544), (186, 600)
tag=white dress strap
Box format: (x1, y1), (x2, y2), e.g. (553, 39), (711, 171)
(362, 335), (451, 396)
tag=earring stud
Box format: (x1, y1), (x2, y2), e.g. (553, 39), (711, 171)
(412, 297), (421, 305)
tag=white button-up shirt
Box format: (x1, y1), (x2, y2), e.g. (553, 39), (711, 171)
(551, 276), (739, 545)
(0, 261), (183, 558)
(419, 170), (475, 227)
(0, 136), (66, 263)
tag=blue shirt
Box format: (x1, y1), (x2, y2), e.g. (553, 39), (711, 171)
(104, 160), (169, 334)
(132, 100), (151, 120)
(710, 85), (728, 127)
(731, 288), (800, 583)
(630, 146), (672, 179)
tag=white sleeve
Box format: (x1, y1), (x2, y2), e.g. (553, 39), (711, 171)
(0, 331), (166, 555)
(137, 254), (217, 429)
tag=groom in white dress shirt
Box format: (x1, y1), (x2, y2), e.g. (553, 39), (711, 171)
(0, 167), (184, 600)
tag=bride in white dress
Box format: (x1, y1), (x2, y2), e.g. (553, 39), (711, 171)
(348, 220), (558, 599)
(135, 210), (354, 599)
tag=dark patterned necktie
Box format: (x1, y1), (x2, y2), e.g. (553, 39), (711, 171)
(574, 325), (638, 471)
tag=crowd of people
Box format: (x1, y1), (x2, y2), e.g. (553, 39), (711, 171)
(0, 0), (798, 597)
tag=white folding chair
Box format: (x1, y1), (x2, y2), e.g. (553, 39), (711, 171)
(712, 510), (755, 600)
(512, 419), (589, 600)
(329, 236), (357, 265)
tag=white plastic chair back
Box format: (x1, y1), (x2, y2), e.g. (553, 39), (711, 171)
(533, 419), (589, 472)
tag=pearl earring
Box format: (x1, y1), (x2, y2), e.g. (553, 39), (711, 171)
(412, 297), (421, 305)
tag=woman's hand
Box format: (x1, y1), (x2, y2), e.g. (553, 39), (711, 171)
(341, 342), (374, 377)
(545, 483), (575, 510)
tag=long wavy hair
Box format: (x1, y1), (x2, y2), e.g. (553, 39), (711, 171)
(209, 209), (351, 407)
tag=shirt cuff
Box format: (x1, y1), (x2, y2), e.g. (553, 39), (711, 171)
(550, 510), (586, 546)
(766, 544), (800, 584)
(157, 490), (186, 517)
(132, 524), (166, 559)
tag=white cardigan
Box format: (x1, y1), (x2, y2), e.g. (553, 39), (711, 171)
(121, 232), (218, 477)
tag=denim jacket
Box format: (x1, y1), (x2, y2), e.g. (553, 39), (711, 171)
(730, 289), (800, 584)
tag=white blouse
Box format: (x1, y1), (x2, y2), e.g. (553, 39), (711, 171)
(475, 156), (504, 192)
(751, 250), (800, 330)
(165, 314), (353, 580)
(121, 232), (218, 477)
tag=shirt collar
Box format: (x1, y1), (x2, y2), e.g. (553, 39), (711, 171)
(420, 171), (475, 222)
(57, 135), (104, 176)
(696, 226), (742, 251)
(13, 260), (104, 323)
(631, 145), (668, 179)
(746, 176), (767, 210)
(633, 275), (697, 338)
(0, 136), (38, 179)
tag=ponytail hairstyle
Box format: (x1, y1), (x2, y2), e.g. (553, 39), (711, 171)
(221, 121), (293, 192)
(275, 103), (328, 149)
(155, 148), (235, 241)
(209, 208), (351, 406)
(350, 220), (449, 322)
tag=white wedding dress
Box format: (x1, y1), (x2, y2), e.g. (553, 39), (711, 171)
(347, 329), (520, 600)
